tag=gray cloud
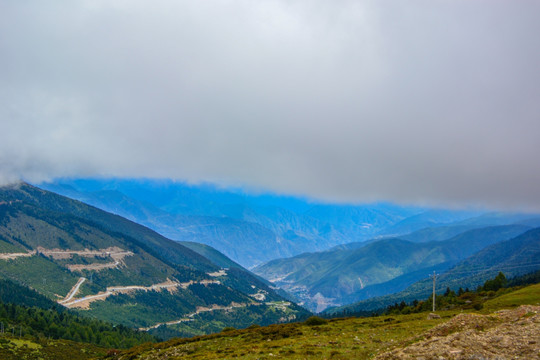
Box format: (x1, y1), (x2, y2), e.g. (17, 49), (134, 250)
(1, 0), (540, 210)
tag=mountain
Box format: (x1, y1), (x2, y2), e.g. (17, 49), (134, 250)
(328, 227), (540, 314)
(375, 209), (484, 237)
(178, 241), (244, 270)
(39, 181), (347, 267)
(399, 224), (482, 243)
(38, 178), (483, 268)
(253, 225), (531, 312)
(34, 178), (539, 314)
(0, 183), (309, 338)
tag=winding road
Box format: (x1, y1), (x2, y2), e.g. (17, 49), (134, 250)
(60, 279), (221, 308)
(59, 277), (86, 304)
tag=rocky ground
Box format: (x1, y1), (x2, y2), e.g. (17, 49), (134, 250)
(376, 305), (540, 359)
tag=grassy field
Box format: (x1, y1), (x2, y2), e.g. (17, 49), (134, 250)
(0, 283), (536, 359)
(109, 283), (540, 360)
(482, 283), (540, 311)
(113, 311), (459, 359)
(0, 337), (107, 360)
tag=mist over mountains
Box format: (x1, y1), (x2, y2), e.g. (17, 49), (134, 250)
(39, 178), (487, 269)
(1, 1), (539, 358)
(35, 178), (540, 313)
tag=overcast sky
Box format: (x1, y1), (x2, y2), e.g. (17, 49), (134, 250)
(1, 1), (540, 210)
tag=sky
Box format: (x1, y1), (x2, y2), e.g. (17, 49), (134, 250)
(1, 1), (540, 210)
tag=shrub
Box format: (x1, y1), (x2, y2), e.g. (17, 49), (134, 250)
(304, 316), (328, 326)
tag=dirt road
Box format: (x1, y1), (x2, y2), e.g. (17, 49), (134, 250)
(59, 277), (86, 304)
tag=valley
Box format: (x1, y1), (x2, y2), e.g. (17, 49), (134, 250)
(0, 183), (309, 340)
(30, 180), (540, 316)
(3, 1), (537, 358)
(38, 179), (433, 268)
(1, 181), (539, 359)
(254, 225), (536, 312)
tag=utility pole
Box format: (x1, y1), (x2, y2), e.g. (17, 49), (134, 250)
(431, 271), (438, 312)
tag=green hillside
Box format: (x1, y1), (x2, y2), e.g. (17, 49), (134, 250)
(253, 225), (529, 311)
(0, 183), (216, 272)
(0, 337), (106, 360)
(330, 228), (540, 314)
(179, 241), (243, 270)
(0, 183), (309, 339)
(104, 281), (540, 360)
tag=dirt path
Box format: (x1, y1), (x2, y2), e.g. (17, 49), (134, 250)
(61, 283), (174, 309)
(139, 301), (292, 331)
(67, 260), (120, 272)
(37, 246), (133, 260)
(60, 279), (222, 309)
(1, 246), (133, 274)
(59, 279), (215, 309)
(138, 302), (257, 331)
(0, 251), (36, 260)
(0, 247), (133, 265)
(0, 200), (21, 206)
(59, 277), (86, 304)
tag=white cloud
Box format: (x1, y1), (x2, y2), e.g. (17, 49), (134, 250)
(1, 0), (540, 210)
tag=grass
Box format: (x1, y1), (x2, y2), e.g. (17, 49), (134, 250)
(0, 336), (106, 360)
(115, 311), (455, 359)
(110, 283), (540, 360)
(482, 283), (540, 311)
(9, 338), (42, 349)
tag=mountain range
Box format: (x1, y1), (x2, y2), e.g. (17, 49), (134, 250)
(0, 183), (309, 339)
(38, 178), (484, 268)
(36, 178), (540, 314)
(328, 226), (540, 315)
(253, 224), (534, 311)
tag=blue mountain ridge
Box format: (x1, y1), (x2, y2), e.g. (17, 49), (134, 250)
(38, 178), (487, 268)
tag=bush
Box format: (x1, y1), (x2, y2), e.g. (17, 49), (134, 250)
(304, 316), (328, 326)
(259, 324), (303, 340)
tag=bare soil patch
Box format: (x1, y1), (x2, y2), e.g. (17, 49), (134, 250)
(376, 305), (540, 360)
